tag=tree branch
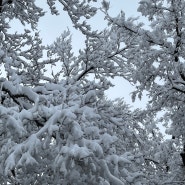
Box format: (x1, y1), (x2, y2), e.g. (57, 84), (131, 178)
(76, 66), (94, 81)
(0, 0), (2, 13)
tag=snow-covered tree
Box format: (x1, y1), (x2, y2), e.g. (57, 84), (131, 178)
(104, 0), (185, 183)
(0, 0), (164, 184)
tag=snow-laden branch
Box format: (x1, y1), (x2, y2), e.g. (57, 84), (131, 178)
(2, 80), (38, 103)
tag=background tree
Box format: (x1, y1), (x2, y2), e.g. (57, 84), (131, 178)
(103, 0), (185, 183)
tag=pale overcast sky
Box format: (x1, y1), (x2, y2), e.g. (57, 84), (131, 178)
(37, 1), (140, 45)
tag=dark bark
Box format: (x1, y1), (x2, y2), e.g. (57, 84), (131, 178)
(180, 153), (185, 166)
(7, 0), (13, 4)
(0, 0), (2, 13)
(0, 0), (13, 13)
(180, 144), (185, 166)
(166, 165), (169, 172)
(77, 66), (94, 81)
(180, 72), (185, 81)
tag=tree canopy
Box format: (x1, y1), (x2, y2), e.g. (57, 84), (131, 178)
(0, 0), (185, 184)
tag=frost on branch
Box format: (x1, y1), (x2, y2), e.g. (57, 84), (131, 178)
(104, 0), (185, 183)
(0, 79), (150, 184)
(0, 0), (165, 184)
